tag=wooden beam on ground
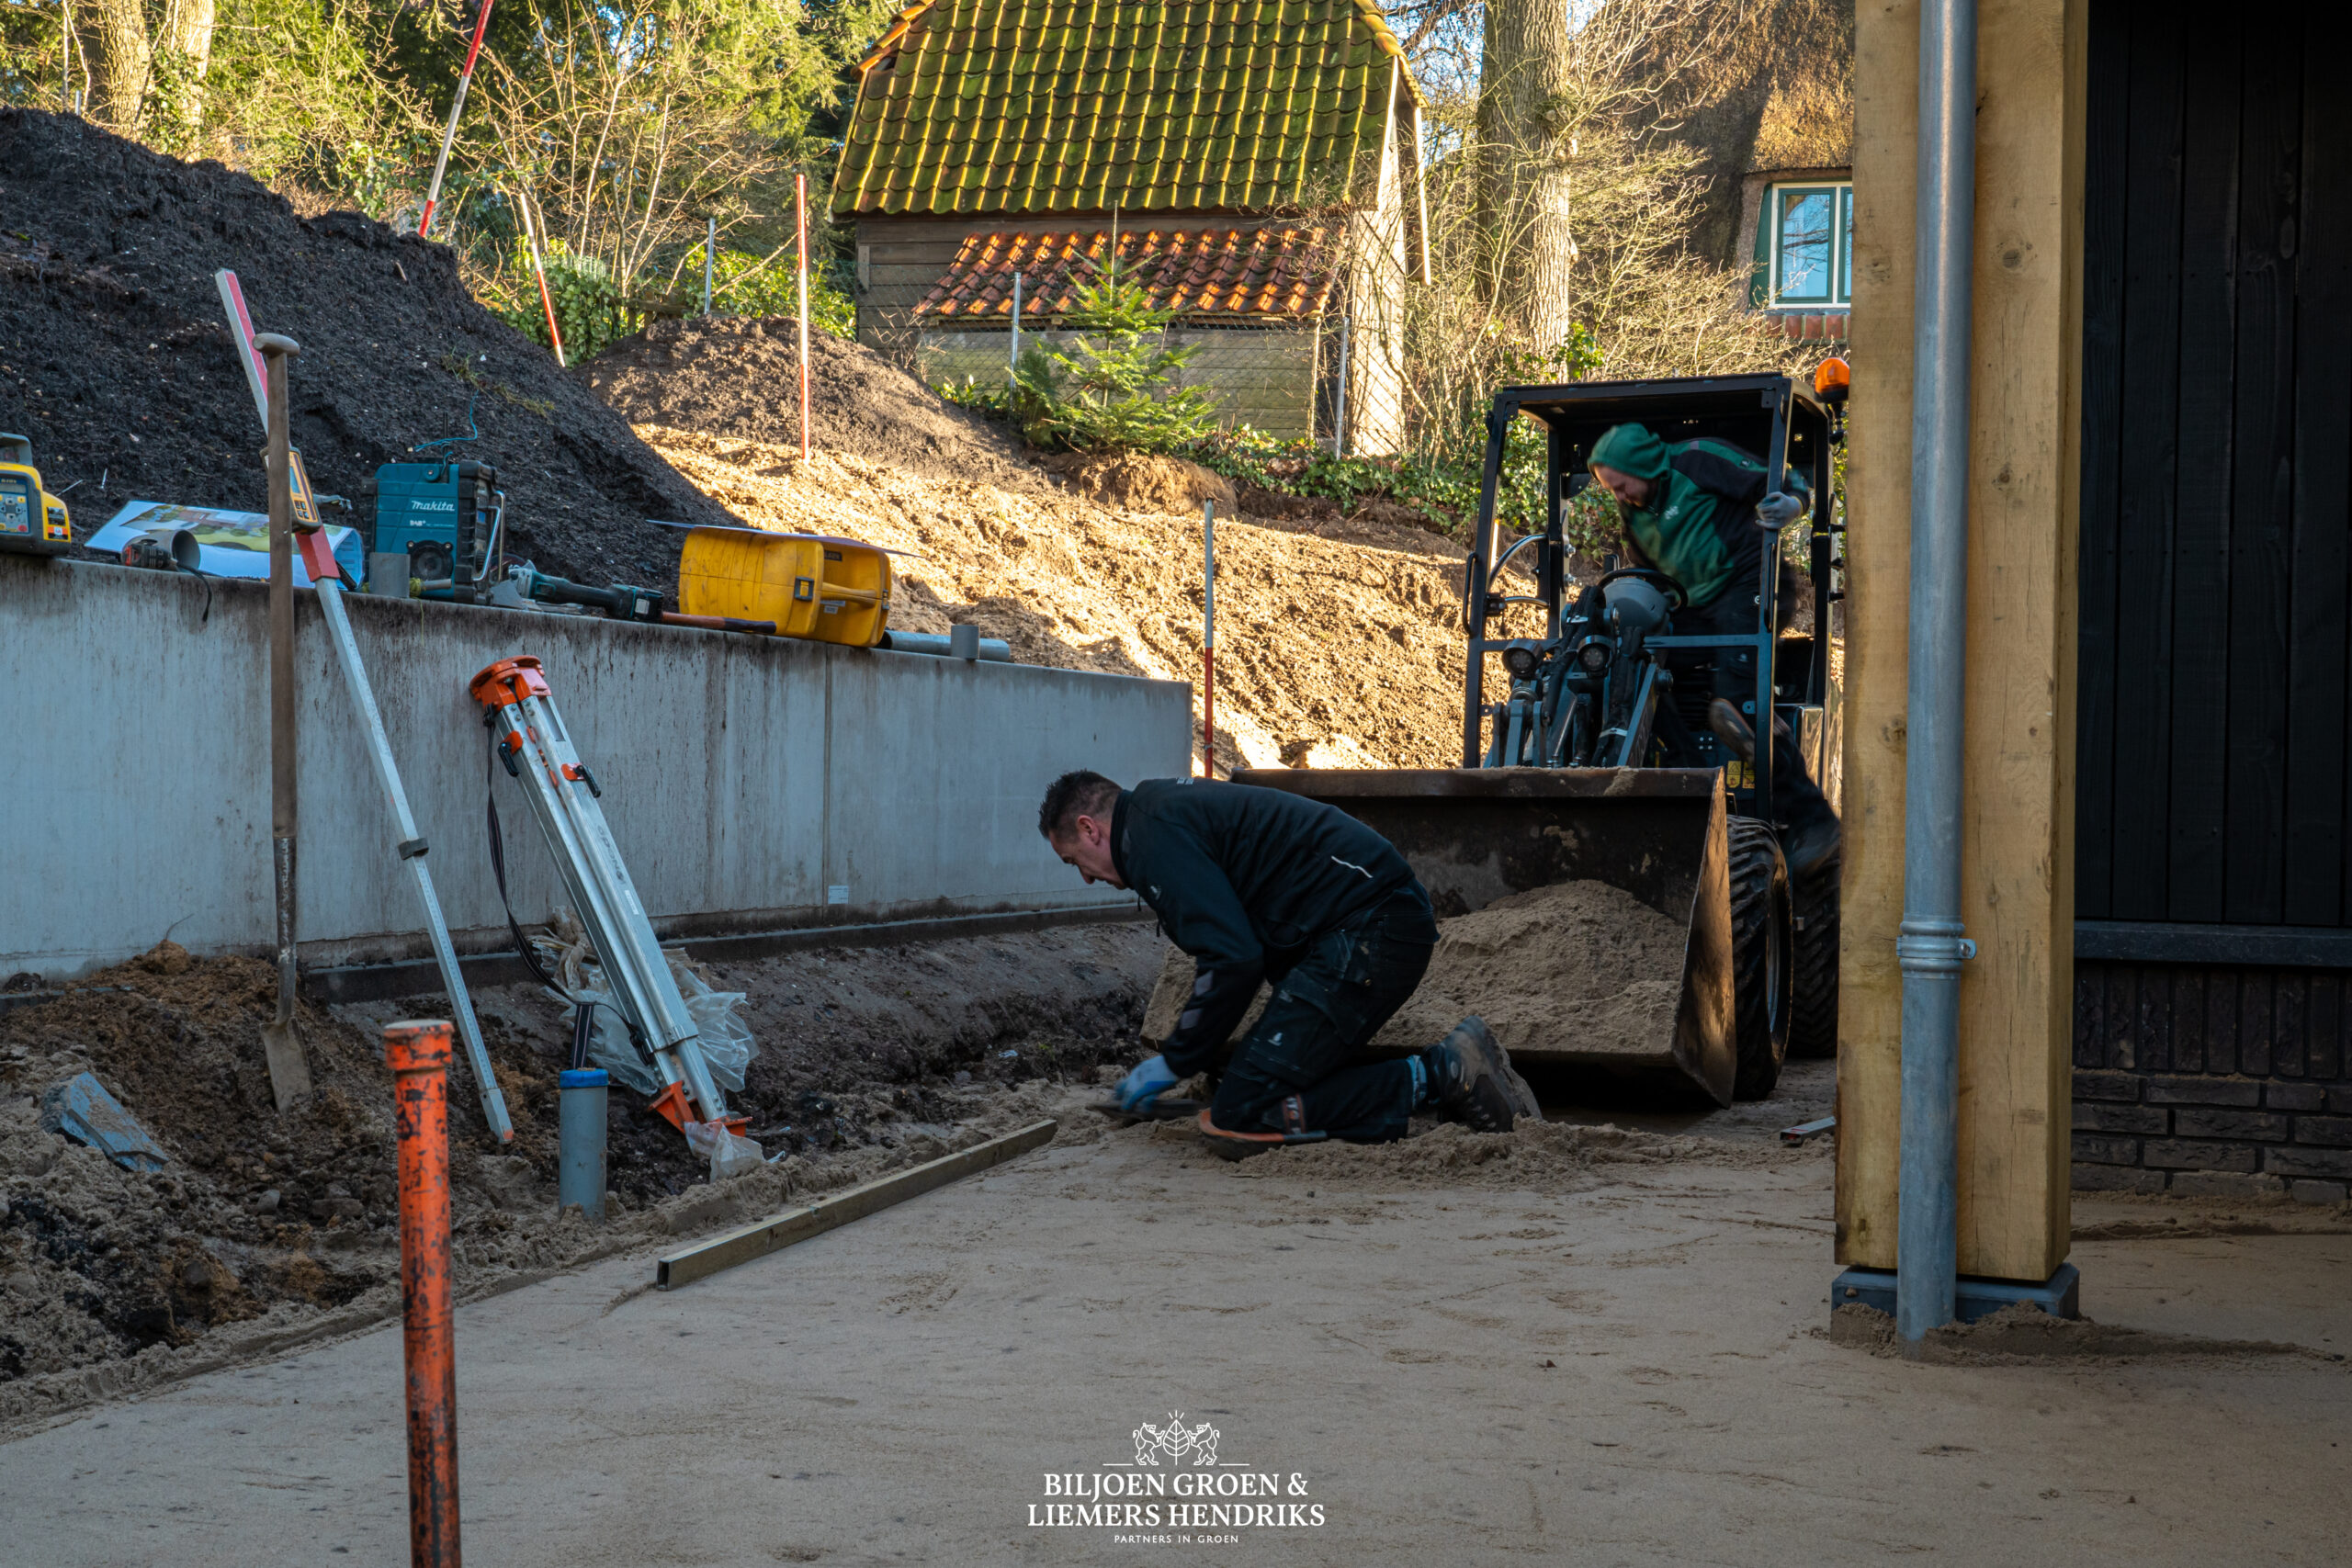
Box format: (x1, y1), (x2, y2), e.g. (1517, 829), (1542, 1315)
(1840, 0), (2086, 1283)
(655, 1120), (1058, 1290)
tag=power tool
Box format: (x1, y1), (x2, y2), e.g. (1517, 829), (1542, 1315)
(0, 434), (74, 557)
(362, 460), (503, 598)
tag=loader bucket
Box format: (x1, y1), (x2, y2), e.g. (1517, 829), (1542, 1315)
(1233, 767), (1736, 1106)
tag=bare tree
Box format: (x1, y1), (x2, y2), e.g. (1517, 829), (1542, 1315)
(1394, 0), (1788, 464)
(472, 0), (790, 299)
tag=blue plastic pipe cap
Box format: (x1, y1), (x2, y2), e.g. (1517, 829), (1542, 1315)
(560, 1068), (610, 1089)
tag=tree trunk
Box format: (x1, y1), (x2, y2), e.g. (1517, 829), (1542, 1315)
(156, 0), (218, 140)
(1476, 0), (1579, 347)
(75, 0), (152, 133)
(162, 0), (215, 71)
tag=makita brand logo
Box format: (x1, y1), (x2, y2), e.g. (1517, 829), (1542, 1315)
(407, 500), (457, 513)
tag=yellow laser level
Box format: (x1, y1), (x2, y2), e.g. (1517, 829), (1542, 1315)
(0, 434), (73, 557)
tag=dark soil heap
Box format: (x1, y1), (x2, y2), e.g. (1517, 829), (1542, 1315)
(584, 316), (1051, 495)
(0, 108), (733, 589)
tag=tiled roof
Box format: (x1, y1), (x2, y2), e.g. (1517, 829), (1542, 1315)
(833, 0), (1419, 218)
(913, 226), (1337, 321)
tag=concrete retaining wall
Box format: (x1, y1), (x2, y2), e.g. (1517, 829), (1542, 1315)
(1, 558), (1185, 979)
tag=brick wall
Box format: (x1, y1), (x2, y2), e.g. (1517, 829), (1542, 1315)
(2073, 959), (2352, 1202)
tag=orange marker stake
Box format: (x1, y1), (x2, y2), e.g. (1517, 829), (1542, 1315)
(387, 1020), (461, 1568)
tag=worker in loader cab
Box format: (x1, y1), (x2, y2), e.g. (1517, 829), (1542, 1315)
(1038, 771), (1537, 1145)
(1585, 423), (1840, 877)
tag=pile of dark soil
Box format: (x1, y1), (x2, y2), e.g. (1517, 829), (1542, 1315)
(583, 316), (1051, 495)
(0, 924), (1157, 1413)
(0, 108), (731, 590)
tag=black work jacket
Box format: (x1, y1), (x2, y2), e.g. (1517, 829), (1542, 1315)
(1111, 779), (1424, 1076)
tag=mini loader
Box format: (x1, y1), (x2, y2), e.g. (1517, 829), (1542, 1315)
(1238, 370), (1846, 1105)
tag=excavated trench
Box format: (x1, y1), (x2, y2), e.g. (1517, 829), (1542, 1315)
(0, 922), (1161, 1418)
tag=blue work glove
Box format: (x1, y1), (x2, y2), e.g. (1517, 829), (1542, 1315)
(1116, 1055), (1180, 1111)
(1757, 491), (1806, 529)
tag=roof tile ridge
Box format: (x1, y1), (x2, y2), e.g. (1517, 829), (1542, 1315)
(854, 0), (944, 74)
(1343, 0), (1424, 110)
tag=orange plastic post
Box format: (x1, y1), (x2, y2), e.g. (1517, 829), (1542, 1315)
(387, 1020), (461, 1568)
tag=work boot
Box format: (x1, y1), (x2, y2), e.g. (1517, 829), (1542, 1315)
(1421, 1017), (1532, 1134)
(1780, 812), (1841, 880)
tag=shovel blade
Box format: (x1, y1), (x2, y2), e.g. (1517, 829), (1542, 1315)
(260, 1020), (312, 1111)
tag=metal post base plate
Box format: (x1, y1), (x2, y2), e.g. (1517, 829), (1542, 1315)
(1831, 1261), (2080, 1325)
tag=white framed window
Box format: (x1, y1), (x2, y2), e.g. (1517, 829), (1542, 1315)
(1767, 182), (1852, 309)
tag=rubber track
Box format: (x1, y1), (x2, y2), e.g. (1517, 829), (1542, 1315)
(1727, 818), (1790, 1100)
(1787, 858), (1839, 1058)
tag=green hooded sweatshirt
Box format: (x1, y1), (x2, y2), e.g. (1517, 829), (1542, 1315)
(1588, 423), (1804, 609)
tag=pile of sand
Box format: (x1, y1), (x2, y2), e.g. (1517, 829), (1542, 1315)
(629, 425), (1529, 771)
(1136, 880), (1689, 1063)
(1034, 450), (1238, 515)
(1374, 882), (1690, 1060)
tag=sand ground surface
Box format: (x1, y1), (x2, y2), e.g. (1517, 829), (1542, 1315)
(3, 1063), (2346, 1567)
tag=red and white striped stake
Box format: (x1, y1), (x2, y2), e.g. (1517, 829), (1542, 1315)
(215, 269), (269, 424)
(796, 173), (810, 463)
(514, 188), (565, 367)
(1202, 498), (1216, 776)
(415, 0), (496, 240)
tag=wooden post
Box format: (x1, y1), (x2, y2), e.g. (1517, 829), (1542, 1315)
(1839, 0), (2087, 1283)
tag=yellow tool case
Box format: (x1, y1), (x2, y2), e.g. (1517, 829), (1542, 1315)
(676, 526), (892, 648)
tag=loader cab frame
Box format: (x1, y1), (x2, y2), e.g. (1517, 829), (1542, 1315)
(1461, 374), (1842, 824)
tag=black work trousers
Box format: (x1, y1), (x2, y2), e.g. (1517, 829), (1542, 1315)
(1679, 582), (1835, 832)
(1207, 886), (1439, 1144)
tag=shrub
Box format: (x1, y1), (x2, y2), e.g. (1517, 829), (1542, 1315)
(1008, 263), (1219, 453)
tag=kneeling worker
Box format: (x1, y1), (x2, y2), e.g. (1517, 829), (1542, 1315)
(1039, 770), (1532, 1144)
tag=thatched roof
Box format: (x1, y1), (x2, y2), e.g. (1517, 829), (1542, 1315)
(1635, 0), (1854, 265)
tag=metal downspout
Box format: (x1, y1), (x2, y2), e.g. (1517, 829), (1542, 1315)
(1896, 0), (1979, 1341)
